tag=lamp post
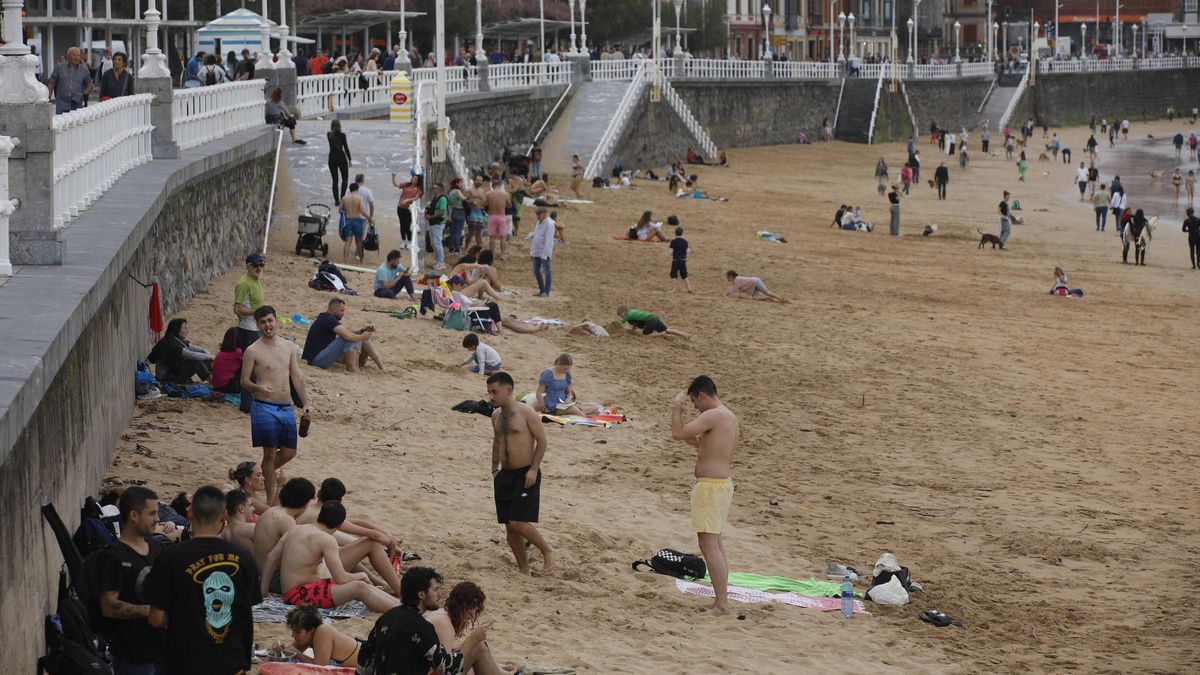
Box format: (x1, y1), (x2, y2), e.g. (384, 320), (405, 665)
(907, 17), (915, 62)
(848, 13), (856, 59)
(399, 0), (407, 55)
(829, 0), (836, 63)
(476, 0), (486, 62)
(1131, 23), (1137, 58)
(257, 0), (275, 69)
(1033, 21), (1040, 56)
(277, 0), (292, 65)
(1002, 21), (1008, 56)
(1081, 22), (1087, 58)
(568, 0), (577, 54)
(763, 3), (773, 60)
(838, 11), (846, 61)
(674, 0), (684, 56)
(986, 0), (994, 61)
(994, 22), (1000, 61)
(1054, 2), (1061, 54)
(538, 0), (545, 60)
(954, 20), (961, 62)
(913, 0), (922, 62)
(579, 0), (588, 55)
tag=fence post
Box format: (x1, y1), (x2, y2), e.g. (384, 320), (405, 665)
(138, 2), (178, 159)
(477, 60), (491, 92)
(0, 135), (19, 276)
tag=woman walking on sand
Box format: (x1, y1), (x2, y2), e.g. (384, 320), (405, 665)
(1017, 151), (1028, 182)
(1172, 168), (1183, 202)
(888, 184), (901, 236)
(874, 157), (889, 194)
(570, 154), (585, 200)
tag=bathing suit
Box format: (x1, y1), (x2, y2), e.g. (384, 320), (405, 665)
(344, 217), (365, 239)
(250, 399), (297, 449)
(467, 206), (487, 229)
(494, 466), (541, 524)
(283, 577), (337, 609)
(486, 214), (508, 237)
(691, 477), (734, 535)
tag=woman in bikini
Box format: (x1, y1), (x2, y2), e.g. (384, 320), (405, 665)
(1171, 168), (1183, 202)
(570, 154), (585, 199)
(229, 460), (271, 516)
(425, 582), (514, 674)
(282, 604), (361, 668)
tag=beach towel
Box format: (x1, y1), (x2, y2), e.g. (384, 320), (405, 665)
(252, 595), (370, 623)
(559, 199), (593, 204)
(540, 413), (626, 429)
(675, 579), (868, 614)
(700, 572), (847, 597)
(148, 282), (164, 334)
(525, 317), (565, 327)
(260, 664), (355, 675)
(756, 231), (788, 243)
(516, 664), (577, 675)
(613, 236), (662, 242)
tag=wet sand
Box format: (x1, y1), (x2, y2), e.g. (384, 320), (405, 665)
(107, 118), (1199, 672)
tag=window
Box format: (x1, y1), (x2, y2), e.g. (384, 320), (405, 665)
(1186, 0), (1197, 12)
(862, 0), (873, 24)
(884, 0), (894, 24)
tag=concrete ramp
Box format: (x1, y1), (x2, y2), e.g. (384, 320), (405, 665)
(541, 81), (631, 175)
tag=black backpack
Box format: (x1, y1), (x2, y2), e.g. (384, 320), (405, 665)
(363, 224), (380, 252)
(38, 570), (113, 675)
(204, 66), (219, 86)
(632, 548), (707, 581)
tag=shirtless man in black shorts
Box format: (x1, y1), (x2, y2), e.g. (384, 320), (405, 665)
(486, 372), (555, 575)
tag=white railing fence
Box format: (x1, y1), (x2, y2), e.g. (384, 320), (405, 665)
(683, 58), (766, 79)
(51, 94), (154, 230)
(411, 66), (481, 95)
(489, 62), (573, 90)
(961, 62), (994, 77)
(584, 61), (650, 179)
(998, 66), (1029, 131)
(172, 81), (265, 150)
(660, 78), (718, 161)
(911, 63), (959, 79)
(1038, 56), (1200, 74)
(0, 135), (18, 276)
(592, 60), (641, 81)
(775, 60), (842, 79)
(295, 70), (397, 118)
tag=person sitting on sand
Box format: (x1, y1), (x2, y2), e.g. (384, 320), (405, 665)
(295, 478), (404, 592)
(1050, 266), (1085, 297)
(300, 298), (383, 372)
(447, 276), (505, 327)
(261, 501), (401, 613)
(280, 604), (362, 668)
(831, 204), (848, 228)
(462, 333), (502, 375)
(148, 318), (213, 384)
(211, 327), (244, 394)
(424, 581), (512, 674)
(527, 174), (559, 205)
(632, 211), (670, 242)
(374, 250), (417, 302)
(451, 249), (506, 293)
(725, 271), (788, 303)
(616, 305), (689, 338)
(222, 488), (257, 552)
(229, 460), (272, 516)
(445, 264), (506, 303)
(718, 151), (729, 167)
(536, 354), (602, 416)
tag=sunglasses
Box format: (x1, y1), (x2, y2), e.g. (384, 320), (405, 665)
(250, 263), (265, 268)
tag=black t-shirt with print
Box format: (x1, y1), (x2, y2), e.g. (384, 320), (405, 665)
(143, 537), (262, 675)
(359, 605), (464, 675)
(999, 201), (1010, 217)
(96, 537), (166, 663)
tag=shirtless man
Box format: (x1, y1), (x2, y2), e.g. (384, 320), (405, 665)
(261, 501), (401, 613)
(222, 489), (257, 553)
(670, 375), (739, 615)
(486, 372), (555, 575)
(241, 305), (310, 504)
(340, 182), (367, 262)
(483, 180), (512, 259)
(465, 175), (488, 249)
(253, 478), (315, 593)
(294, 477), (403, 595)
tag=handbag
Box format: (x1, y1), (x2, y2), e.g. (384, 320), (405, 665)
(442, 308), (470, 331)
(363, 224), (379, 252)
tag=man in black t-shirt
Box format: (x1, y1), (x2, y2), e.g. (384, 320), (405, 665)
(998, 191), (1011, 249)
(146, 486), (262, 675)
(299, 297), (380, 371)
(234, 49), (255, 80)
(1183, 207), (1200, 269)
(97, 486), (165, 674)
(358, 567), (500, 675)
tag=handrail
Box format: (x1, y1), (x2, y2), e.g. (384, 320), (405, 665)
(584, 60), (650, 179)
(833, 76), (846, 130)
(660, 78), (717, 160)
(977, 75), (998, 113)
(172, 80), (265, 150)
(867, 65), (885, 144)
(0, 135), (19, 276)
(444, 120), (470, 183)
(528, 83), (573, 156)
(997, 66), (1029, 131)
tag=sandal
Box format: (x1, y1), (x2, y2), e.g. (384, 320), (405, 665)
(919, 610), (963, 628)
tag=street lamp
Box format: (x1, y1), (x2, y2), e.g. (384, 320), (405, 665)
(907, 17), (915, 62)
(763, 3), (773, 60)
(580, 0), (588, 56)
(838, 11), (846, 62)
(913, 0), (923, 62)
(1114, 0), (1121, 56)
(849, 13), (856, 59)
(257, 0), (275, 70)
(568, 0), (577, 54)
(674, 0), (684, 56)
(277, 0), (292, 65)
(987, 0), (994, 61)
(477, 0), (486, 62)
(994, 22), (1000, 61)
(1131, 23), (1138, 58)
(829, 0), (836, 63)
(538, 0), (545, 60)
(399, 0), (407, 55)
(954, 20), (961, 62)
(1081, 22), (1087, 59)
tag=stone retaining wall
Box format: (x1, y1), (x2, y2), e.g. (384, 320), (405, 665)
(1029, 69), (1200, 127)
(672, 80), (840, 148)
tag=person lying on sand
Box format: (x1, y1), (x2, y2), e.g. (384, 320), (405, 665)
(616, 305), (689, 339)
(261, 501), (401, 613)
(725, 271), (788, 303)
(278, 604), (362, 668)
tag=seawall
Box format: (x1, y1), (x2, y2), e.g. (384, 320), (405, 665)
(1027, 68), (1200, 127)
(0, 128), (275, 672)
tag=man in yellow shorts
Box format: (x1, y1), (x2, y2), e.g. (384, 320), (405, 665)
(670, 375), (740, 615)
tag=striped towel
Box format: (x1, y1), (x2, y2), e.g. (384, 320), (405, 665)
(675, 579), (867, 614)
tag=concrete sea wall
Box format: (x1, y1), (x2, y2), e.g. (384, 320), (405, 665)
(905, 77), (994, 136)
(0, 129), (274, 672)
(673, 80), (840, 148)
(1028, 69), (1200, 127)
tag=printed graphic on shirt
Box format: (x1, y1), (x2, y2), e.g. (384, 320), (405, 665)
(186, 553), (244, 643)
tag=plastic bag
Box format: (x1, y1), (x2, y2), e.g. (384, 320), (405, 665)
(866, 575), (909, 605)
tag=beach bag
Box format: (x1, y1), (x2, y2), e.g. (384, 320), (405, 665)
(632, 548), (707, 581)
(442, 308), (471, 331)
(38, 570), (112, 675)
(866, 575), (909, 605)
(363, 224), (380, 252)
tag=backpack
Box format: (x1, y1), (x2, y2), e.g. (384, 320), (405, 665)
(72, 498), (116, 559)
(363, 224), (380, 252)
(309, 260), (349, 292)
(631, 548), (707, 581)
(38, 571), (113, 675)
(204, 65), (219, 86)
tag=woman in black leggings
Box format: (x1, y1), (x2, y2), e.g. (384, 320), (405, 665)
(327, 119), (352, 204)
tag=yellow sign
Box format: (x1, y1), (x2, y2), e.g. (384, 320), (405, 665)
(389, 71), (413, 124)
(770, 36), (789, 46)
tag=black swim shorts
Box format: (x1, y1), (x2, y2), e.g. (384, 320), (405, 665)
(494, 466), (541, 524)
(670, 260), (688, 279)
(640, 317), (668, 335)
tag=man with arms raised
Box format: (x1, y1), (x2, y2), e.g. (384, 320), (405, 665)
(486, 372), (555, 575)
(95, 486), (165, 674)
(261, 501), (401, 613)
(670, 375), (739, 615)
(242, 305), (311, 504)
(254, 477), (316, 593)
(357, 567), (500, 675)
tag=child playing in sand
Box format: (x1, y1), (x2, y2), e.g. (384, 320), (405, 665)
(461, 333), (502, 375)
(668, 219), (692, 293)
(725, 271), (788, 303)
(1050, 267), (1085, 298)
(616, 305), (689, 339)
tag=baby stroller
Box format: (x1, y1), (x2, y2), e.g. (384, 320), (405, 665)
(296, 203), (331, 257)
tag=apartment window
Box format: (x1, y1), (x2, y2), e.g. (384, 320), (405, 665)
(1186, 0), (1197, 12)
(884, 0), (893, 24)
(862, 0), (873, 24)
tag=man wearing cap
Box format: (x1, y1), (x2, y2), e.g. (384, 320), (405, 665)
(529, 208), (556, 297)
(1183, 207), (1200, 269)
(234, 253), (267, 350)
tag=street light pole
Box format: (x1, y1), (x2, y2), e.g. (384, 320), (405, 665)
(763, 3), (773, 60)
(913, 0), (922, 63)
(477, 0), (486, 62)
(399, 0), (407, 55)
(954, 20), (961, 62)
(838, 11), (846, 62)
(848, 13), (856, 59)
(907, 17), (914, 62)
(1131, 23), (1138, 57)
(829, 0), (836, 63)
(568, 0), (577, 54)
(1081, 22), (1087, 59)
(538, 0), (545, 60)
(257, 0), (275, 70)
(986, 0), (993, 61)
(1114, 0), (1121, 55)
(579, 0), (588, 55)
(674, 0), (684, 56)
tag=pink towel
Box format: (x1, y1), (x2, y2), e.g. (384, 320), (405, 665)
(675, 579), (868, 614)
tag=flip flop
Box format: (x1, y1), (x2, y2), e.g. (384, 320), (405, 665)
(919, 610), (963, 628)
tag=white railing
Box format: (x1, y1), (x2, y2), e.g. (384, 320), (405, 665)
(911, 63), (960, 79)
(295, 70), (396, 118)
(1139, 57), (1183, 69)
(411, 66), (480, 95)
(410, 81), (431, 271)
(867, 66), (885, 145)
(584, 61), (650, 179)
(444, 120), (470, 183)
(0, 135), (18, 276)
(774, 60), (842, 79)
(858, 63), (885, 79)
(683, 58), (766, 79)
(172, 81), (265, 150)
(1038, 60), (1082, 73)
(489, 62), (573, 90)
(961, 62), (994, 77)
(51, 94), (154, 230)
(997, 65), (1029, 131)
(591, 60), (642, 81)
(660, 78), (717, 161)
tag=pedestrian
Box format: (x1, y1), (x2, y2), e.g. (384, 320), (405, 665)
(1093, 183), (1111, 231)
(910, 149), (921, 184)
(1174, 132), (1185, 159)
(96, 487), (166, 674)
(1187, 170), (1196, 206)
(425, 182), (449, 270)
(1172, 168), (1184, 202)
(874, 157), (889, 194)
(981, 126), (991, 154)
(1075, 162), (1089, 201)
(1017, 151), (1028, 182)
(199, 53), (226, 86)
(529, 207), (556, 297)
(668, 219), (691, 292)
(97, 51), (133, 100)
(959, 145), (969, 170)
(446, 177), (468, 254)
(233, 252), (266, 351)
(900, 163), (913, 196)
(888, 184), (901, 236)
(998, 191), (1012, 249)
(327, 119), (352, 204)
(47, 46), (92, 113)
(392, 172), (423, 250)
(1110, 188), (1127, 236)
(934, 162), (949, 200)
(1183, 207), (1200, 269)
(1061, 145), (1071, 164)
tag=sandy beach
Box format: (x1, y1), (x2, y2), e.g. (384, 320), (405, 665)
(106, 117), (1200, 673)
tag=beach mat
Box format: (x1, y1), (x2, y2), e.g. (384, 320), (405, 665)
(675, 579), (867, 614)
(260, 664), (354, 675)
(253, 595), (370, 623)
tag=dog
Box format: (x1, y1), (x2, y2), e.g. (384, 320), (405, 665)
(927, 178), (936, 189)
(977, 228), (1003, 249)
(1037, 151), (1052, 161)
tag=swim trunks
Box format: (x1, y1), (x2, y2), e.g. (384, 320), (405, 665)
(344, 217), (365, 238)
(670, 260), (688, 279)
(487, 214), (508, 238)
(467, 207), (486, 229)
(494, 466), (540, 524)
(691, 477), (734, 535)
(250, 399), (298, 449)
(283, 577), (337, 609)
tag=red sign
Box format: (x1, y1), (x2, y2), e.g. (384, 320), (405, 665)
(392, 92), (408, 105)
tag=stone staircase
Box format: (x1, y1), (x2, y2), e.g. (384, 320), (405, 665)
(979, 80), (1021, 130)
(542, 80), (632, 174)
(834, 78), (879, 143)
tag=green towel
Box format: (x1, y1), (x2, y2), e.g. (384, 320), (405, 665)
(699, 572), (847, 598)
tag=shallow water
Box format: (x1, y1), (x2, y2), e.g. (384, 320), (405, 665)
(1092, 127), (1199, 237)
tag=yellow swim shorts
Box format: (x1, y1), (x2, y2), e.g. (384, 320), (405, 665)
(690, 477), (734, 534)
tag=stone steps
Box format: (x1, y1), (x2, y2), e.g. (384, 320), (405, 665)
(542, 81), (634, 174)
(834, 79), (880, 144)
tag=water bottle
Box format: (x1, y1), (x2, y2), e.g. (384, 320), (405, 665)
(840, 575), (854, 619)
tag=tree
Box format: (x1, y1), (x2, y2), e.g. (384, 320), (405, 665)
(686, 0), (728, 54)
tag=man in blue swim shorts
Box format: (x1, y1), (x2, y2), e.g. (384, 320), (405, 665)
(241, 305), (311, 504)
(340, 182), (368, 263)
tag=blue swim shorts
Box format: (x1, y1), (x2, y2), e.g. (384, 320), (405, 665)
(251, 399), (298, 449)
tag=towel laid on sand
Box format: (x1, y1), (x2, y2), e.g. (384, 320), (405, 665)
(699, 572), (855, 597)
(260, 664), (354, 675)
(540, 413), (626, 428)
(253, 595), (370, 623)
(676, 579), (867, 614)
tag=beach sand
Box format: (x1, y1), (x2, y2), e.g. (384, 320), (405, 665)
(106, 118), (1200, 672)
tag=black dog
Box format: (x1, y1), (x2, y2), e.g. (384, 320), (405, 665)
(977, 229), (1003, 249)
